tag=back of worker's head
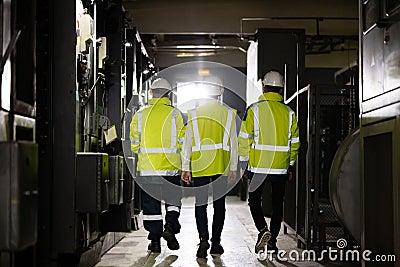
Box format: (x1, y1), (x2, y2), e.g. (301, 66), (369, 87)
(262, 71), (284, 93)
(150, 78), (172, 98)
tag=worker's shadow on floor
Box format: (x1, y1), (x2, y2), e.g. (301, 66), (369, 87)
(257, 257), (300, 267)
(211, 255), (226, 267)
(131, 253), (178, 267)
(128, 252), (155, 267)
(154, 255), (178, 267)
(195, 255), (227, 267)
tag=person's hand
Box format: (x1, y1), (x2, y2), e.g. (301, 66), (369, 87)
(240, 162), (248, 179)
(242, 169), (249, 179)
(228, 170), (237, 184)
(181, 171), (192, 185)
(288, 165), (294, 181)
(288, 171), (293, 181)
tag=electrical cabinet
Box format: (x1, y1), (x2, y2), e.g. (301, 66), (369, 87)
(361, 120), (397, 262)
(0, 142), (38, 251)
(123, 155), (136, 203)
(256, 28), (305, 98)
(360, 1), (400, 264)
(100, 203), (132, 232)
(100, 156), (134, 232)
(76, 153), (109, 213)
(108, 155), (124, 205)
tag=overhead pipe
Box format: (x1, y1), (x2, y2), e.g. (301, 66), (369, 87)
(239, 17), (358, 39)
(155, 45), (247, 53)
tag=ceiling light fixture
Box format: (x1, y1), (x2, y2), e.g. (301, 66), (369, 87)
(198, 69), (211, 76)
(176, 52), (215, 58)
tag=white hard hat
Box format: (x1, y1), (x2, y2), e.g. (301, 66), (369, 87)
(262, 71), (284, 87)
(203, 76), (224, 96)
(151, 78), (172, 91)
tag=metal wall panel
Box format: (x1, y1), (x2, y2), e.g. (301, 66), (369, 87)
(108, 155), (123, 205)
(364, 132), (393, 260)
(104, 2), (123, 136)
(41, 0), (78, 256)
(0, 142), (38, 251)
(363, 0), (380, 32)
(384, 23), (400, 92)
(100, 203), (131, 232)
(360, 119), (399, 267)
(362, 23), (400, 109)
(76, 153), (109, 213)
(256, 28), (305, 98)
(362, 27), (384, 101)
(123, 156), (135, 203)
(360, 1), (400, 262)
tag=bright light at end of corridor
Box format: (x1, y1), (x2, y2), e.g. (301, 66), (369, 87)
(176, 82), (213, 113)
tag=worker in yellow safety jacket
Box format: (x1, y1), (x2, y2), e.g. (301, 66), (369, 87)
(130, 77), (185, 253)
(238, 70), (300, 254)
(181, 76), (238, 258)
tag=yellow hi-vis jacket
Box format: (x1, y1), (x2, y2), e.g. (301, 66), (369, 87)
(130, 98), (185, 176)
(238, 92), (300, 174)
(185, 100), (237, 177)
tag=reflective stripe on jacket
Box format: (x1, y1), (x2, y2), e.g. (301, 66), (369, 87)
(130, 98), (185, 176)
(238, 92), (300, 174)
(187, 100), (237, 177)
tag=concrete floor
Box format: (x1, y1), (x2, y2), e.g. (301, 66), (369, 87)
(95, 196), (358, 267)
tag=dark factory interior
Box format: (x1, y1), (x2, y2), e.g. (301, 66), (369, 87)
(0, 0), (399, 266)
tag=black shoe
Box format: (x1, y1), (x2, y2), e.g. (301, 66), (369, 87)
(255, 228), (271, 253)
(148, 239), (161, 253)
(210, 243), (224, 255)
(162, 225), (180, 250)
(267, 240), (278, 253)
(196, 240), (210, 258)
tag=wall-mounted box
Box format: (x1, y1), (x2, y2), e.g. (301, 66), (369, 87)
(123, 156), (135, 203)
(108, 156), (124, 205)
(76, 153), (109, 213)
(100, 203), (132, 232)
(0, 142), (38, 251)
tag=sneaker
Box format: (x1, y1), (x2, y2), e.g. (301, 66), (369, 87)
(162, 225), (180, 250)
(255, 228), (271, 253)
(210, 243), (224, 255)
(148, 239), (161, 253)
(267, 240), (278, 253)
(196, 240), (210, 258)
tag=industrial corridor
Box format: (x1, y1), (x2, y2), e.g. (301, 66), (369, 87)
(1, 0), (400, 267)
(95, 197), (326, 267)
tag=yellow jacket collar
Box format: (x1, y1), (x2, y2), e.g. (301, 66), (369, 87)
(258, 92), (283, 102)
(148, 97), (171, 106)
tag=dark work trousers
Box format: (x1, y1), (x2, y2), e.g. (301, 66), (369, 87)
(193, 175), (227, 244)
(248, 173), (287, 243)
(140, 175), (182, 241)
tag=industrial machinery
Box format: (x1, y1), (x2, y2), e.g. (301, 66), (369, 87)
(279, 81), (359, 251)
(329, 129), (360, 244)
(0, 0), (39, 260)
(0, 142), (38, 252)
(247, 30), (362, 250)
(0, 0), (153, 266)
(359, 0), (400, 265)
